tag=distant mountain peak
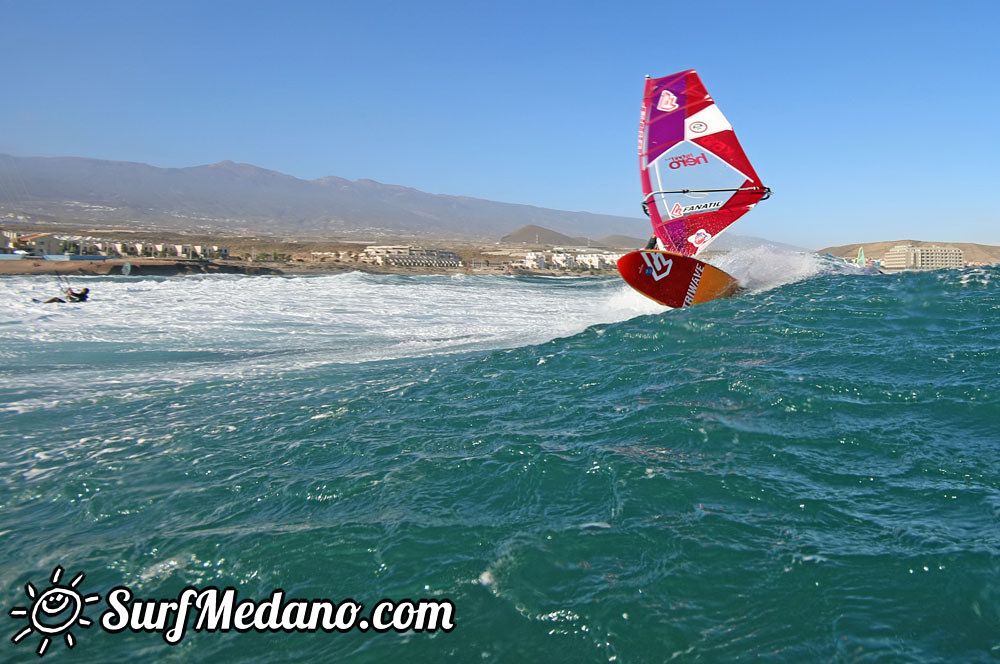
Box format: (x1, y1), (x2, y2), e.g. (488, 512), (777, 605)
(502, 225), (592, 246)
(204, 160), (290, 178)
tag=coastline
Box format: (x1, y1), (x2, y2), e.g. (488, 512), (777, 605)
(0, 257), (604, 279)
(0, 257), (282, 277)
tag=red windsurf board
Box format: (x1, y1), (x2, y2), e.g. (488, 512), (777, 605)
(617, 250), (741, 308)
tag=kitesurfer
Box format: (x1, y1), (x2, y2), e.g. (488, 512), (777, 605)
(43, 287), (89, 304)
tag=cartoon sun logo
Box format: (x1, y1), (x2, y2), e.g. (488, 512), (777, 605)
(8, 566), (101, 656)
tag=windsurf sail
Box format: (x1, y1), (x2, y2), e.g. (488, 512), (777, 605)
(856, 247), (866, 266)
(639, 70), (769, 256)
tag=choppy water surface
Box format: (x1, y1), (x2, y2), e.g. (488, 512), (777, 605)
(1, 257), (998, 662)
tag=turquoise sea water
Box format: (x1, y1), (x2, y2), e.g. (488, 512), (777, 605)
(2, 259), (998, 662)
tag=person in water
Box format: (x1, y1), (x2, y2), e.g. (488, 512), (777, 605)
(44, 287), (89, 304)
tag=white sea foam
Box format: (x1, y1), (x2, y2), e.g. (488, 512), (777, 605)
(0, 272), (662, 403)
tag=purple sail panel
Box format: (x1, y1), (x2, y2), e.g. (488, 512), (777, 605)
(642, 72), (690, 167)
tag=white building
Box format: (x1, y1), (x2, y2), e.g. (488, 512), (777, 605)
(1, 230), (18, 252)
(576, 252), (625, 270)
(549, 253), (576, 269)
(363, 245), (463, 267)
(14, 232), (63, 255)
(523, 252), (547, 269)
(882, 245), (964, 270)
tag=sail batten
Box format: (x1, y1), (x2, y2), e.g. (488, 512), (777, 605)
(640, 70), (768, 256)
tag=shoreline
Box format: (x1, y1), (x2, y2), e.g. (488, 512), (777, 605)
(0, 257), (612, 279)
(0, 257), (282, 277)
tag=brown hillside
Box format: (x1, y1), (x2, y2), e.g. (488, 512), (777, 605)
(818, 240), (1000, 265)
(501, 225), (591, 246)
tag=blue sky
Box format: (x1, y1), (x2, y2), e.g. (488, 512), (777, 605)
(2, 0), (998, 248)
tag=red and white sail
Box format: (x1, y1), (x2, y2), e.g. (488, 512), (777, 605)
(639, 70), (768, 256)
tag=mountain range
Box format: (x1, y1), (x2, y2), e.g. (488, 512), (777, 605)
(0, 154), (649, 242)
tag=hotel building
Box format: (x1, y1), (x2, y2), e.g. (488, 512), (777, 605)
(880, 245), (964, 271)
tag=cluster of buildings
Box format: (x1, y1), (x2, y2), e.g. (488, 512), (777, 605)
(360, 245), (464, 268)
(310, 245), (627, 272)
(1, 230), (230, 259)
(1, 231), (64, 256)
(520, 250), (626, 271)
(309, 250), (357, 262)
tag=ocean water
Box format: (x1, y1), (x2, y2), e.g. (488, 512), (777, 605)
(1, 253), (998, 662)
